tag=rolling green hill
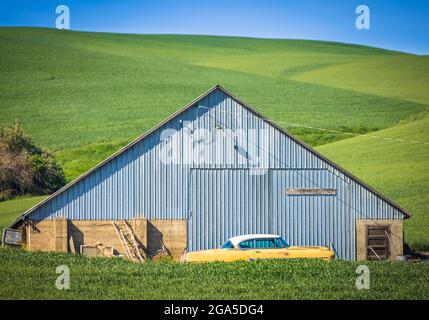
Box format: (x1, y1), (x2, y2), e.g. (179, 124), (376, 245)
(1, 28), (426, 155)
(0, 27), (428, 250)
(292, 55), (429, 105)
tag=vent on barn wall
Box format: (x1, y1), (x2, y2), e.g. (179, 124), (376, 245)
(366, 225), (390, 260)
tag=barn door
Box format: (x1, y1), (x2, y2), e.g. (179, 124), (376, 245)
(188, 169), (270, 251)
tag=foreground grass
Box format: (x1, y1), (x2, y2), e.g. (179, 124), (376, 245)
(0, 248), (428, 299)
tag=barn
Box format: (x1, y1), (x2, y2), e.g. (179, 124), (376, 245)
(9, 85), (410, 261)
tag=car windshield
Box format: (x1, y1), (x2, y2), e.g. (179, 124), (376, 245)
(220, 240), (234, 249)
(275, 237), (289, 248)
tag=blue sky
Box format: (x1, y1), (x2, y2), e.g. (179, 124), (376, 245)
(1, 0), (428, 54)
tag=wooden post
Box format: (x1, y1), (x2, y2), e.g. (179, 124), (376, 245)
(25, 222), (32, 251)
(54, 218), (68, 252)
(132, 218), (148, 258)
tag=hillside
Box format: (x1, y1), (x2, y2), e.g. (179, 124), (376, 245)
(0, 27), (428, 250)
(1, 28), (426, 157)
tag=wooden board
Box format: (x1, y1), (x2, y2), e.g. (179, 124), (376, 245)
(286, 188), (336, 195)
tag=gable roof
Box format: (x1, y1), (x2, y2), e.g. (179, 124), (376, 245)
(9, 84), (410, 228)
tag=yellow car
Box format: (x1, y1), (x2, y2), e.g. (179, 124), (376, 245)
(180, 234), (335, 262)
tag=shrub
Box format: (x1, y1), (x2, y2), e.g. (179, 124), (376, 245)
(0, 121), (65, 201)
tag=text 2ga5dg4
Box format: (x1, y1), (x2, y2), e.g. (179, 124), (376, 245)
(207, 304), (264, 316)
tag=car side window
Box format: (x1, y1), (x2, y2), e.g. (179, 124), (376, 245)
(254, 238), (276, 249)
(238, 240), (255, 249)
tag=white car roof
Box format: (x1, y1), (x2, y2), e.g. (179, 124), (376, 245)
(228, 234), (281, 246)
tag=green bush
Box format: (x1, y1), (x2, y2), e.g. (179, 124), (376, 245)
(0, 121), (65, 201)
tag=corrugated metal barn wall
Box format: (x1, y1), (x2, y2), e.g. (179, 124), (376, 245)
(30, 88), (403, 260)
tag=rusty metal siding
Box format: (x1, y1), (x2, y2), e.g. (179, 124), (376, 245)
(28, 88), (404, 260)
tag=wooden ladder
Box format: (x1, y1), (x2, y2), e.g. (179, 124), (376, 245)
(112, 221), (144, 262)
(123, 220), (146, 261)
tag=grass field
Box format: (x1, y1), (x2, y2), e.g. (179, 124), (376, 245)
(1, 28), (426, 158)
(0, 27), (428, 252)
(292, 55), (429, 105)
(1, 248), (428, 300)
